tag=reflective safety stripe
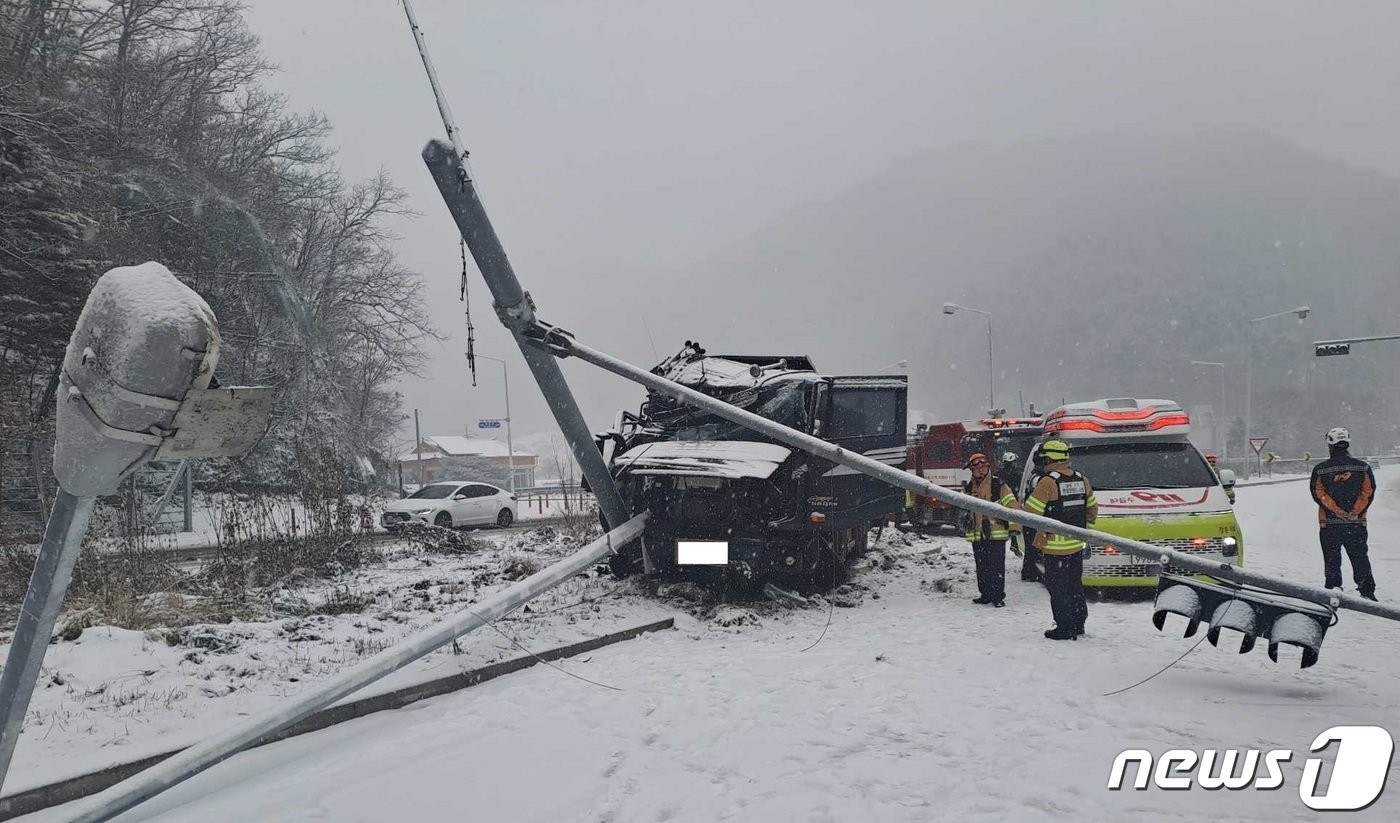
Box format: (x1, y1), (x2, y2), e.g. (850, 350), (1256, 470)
(1041, 534), (1085, 554)
(1024, 497), (1047, 514)
(999, 493), (1018, 507)
(967, 528), (1011, 541)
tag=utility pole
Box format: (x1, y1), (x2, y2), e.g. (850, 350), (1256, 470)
(1191, 360), (1230, 461)
(475, 354), (515, 495)
(1245, 306), (1310, 477)
(414, 408), (424, 486)
(942, 302), (995, 413)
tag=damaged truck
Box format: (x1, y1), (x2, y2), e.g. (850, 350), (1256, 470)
(594, 342), (907, 588)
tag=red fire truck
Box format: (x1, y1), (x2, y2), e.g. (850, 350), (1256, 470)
(904, 417), (1044, 532)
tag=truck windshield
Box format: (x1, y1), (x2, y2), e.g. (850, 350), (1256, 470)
(1068, 441), (1218, 490)
(670, 380), (812, 441)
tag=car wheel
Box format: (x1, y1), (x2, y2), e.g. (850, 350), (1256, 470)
(496, 508), (514, 528)
(434, 511), (453, 529)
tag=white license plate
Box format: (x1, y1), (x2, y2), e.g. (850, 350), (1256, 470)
(677, 540), (729, 565)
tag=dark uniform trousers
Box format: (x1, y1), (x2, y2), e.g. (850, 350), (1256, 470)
(1043, 551), (1087, 633)
(1321, 524), (1375, 595)
(972, 540), (1007, 601)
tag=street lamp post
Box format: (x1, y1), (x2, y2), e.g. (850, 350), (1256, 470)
(1245, 306), (1310, 477)
(942, 302), (995, 413)
(474, 354), (516, 495)
(1190, 360), (1229, 461)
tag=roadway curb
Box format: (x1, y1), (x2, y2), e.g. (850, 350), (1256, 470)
(0, 616), (674, 820)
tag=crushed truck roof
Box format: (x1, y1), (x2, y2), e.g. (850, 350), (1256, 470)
(615, 440), (792, 479)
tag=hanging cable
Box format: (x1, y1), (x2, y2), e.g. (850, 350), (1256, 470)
(461, 238), (478, 386)
(1103, 595), (1243, 697)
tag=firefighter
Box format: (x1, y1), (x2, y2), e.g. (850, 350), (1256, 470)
(1019, 449), (1047, 582)
(1206, 454), (1235, 504)
(1310, 427), (1378, 601)
(962, 452), (1019, 607)
(1024, 439), (1098, 639)
(997, 452), (1027, 559)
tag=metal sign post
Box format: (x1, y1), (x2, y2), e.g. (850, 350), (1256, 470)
(0, 264), (273, 794)
(1249, 437), (1269, 477)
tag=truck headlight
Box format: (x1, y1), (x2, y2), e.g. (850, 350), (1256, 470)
(1221, 537), (1238, 558)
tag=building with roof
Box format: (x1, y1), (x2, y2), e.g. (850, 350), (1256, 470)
(398, 436), (537, 488)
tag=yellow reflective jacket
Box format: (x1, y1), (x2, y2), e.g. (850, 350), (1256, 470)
(1024, 463), (1098, 555)
(963, 473), (1021, 542)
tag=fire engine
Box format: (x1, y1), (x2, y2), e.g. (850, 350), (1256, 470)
(904, 416), (1044, 532)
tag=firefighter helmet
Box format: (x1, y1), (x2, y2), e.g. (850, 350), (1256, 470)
(1038, 440), (1071, 462)
(965, 452), (991, 469)
(1326, 427), (1350, 447)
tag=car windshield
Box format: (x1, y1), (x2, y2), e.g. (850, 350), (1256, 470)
(1068, 441), (1218, 491)
(408, 484), (458, 500)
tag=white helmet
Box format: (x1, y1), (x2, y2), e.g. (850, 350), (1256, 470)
(1002, 452), (1018, 464)
(1326, 427), (1350, 447)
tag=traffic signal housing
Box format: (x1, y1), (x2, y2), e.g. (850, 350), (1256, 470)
(1152, 573), (1336, 668)
(1315, 342), (1352, 357)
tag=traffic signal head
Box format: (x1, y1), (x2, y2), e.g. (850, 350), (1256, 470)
(54, 263), (272, 496)
(1152, 573), (1335, 668)
(1315, 342), (1351, 357)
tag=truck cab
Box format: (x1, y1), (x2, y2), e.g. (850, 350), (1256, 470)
(1024, 398), (1243, 588)
(602, 344), (906, 587)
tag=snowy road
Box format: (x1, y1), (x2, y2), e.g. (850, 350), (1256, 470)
(27, 471), (1400, 822)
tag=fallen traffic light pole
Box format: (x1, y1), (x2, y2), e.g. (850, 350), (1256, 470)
(57, 512), (647, 823)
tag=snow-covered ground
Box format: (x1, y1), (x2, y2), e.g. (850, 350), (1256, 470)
(15, 470), (1400, 821)
(2, 525), (669, 798)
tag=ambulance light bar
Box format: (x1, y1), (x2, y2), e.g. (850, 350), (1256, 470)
(1047, 414), (1190, 435)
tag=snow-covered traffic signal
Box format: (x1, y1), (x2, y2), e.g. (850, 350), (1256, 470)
(1314, 342), (1352, 357)
(1152, 573), (1335, 668)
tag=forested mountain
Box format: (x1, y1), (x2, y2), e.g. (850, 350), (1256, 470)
(0, 0), (434, 486)
(644, 132), (1400, 457)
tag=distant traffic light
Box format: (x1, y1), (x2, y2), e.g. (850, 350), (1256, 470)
(1315, 342), (1351, 357)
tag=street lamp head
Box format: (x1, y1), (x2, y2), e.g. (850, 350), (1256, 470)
(896, 359), (909, 368)
(942, 302), (957, 315)
(1294, 307), (1311, 321)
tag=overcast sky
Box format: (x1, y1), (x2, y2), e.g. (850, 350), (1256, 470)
(243, 0), (1400, 460)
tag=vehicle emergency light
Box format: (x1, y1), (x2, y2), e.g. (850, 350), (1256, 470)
(1042, 399), (1190, 438)
(1152, 573), (1335, 668)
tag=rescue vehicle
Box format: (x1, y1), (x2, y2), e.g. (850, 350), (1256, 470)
(905, 416), (1043, 532)
(1021, 398), (1242, 588)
